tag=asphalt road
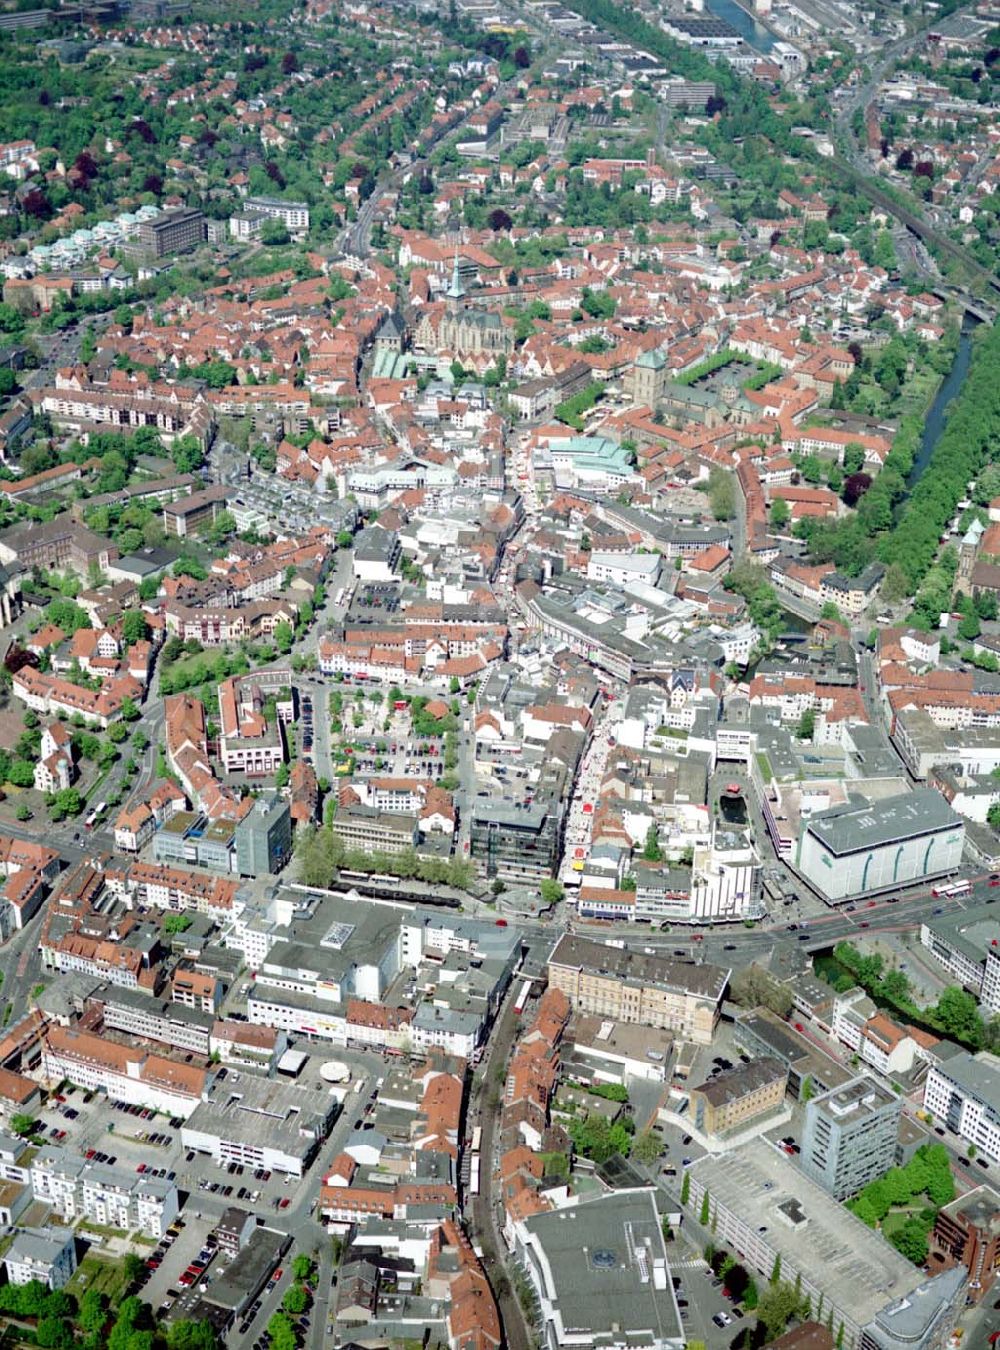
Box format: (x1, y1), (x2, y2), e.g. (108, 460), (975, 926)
(467, 987), (531, 1350)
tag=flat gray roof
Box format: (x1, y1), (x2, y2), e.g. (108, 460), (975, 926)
(922, 902), (1000, 966)
(688, 1140), (934, 1326)
(804, 788), (960, 856)
(808, 1074), (898, 1122)
(522, 1188), (682, 1343)
(932, 1049), (1000, 1112)
(204, 1228), (288, 1310)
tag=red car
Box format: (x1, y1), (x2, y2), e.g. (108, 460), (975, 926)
(279, 1198), (291, 1210)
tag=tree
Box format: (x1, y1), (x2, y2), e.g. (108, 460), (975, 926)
(770, 498), (790, 530)
(488, 208), (513, 231)
(757, 1281), (800, 1338)
(769, 1254), (782, 1286)
(539, 878), (564, 906)
(36, 1318), (73, 1350)
(842, 442), (866, 475)
(728, 965), (793, 1017)
(120, 697), (140, 722)
(122, 1253), (146, 1286)
(291, 1255), (316, 1283)
(10, 1112), (35, 1137)
(78, 1289), (109, 1336)
(880, 563), (911, 605)
(796, 707), (816, 741)
(275, 762), (290, 789)
(167, 1323), (218, 1350)
(45, 598), (91, 635)
(642, 823), (663, 861)
(51, 789), (83, 820)
(267, 1312), (297, 1350)
(121, 611), (150, 645)
(262, 219), (291, 246)
(890, 1217), (930, 1265)
(699, 1190), (711, 1225)
(633, 1131), (662, 1166)
(274, 621), (294, 654)
(680, 1171), (691, 1206)
(7, 759), (33, 788)
(934, 987), (984, 1048)
(282, 1284), (309, 1315)
(706, 467), (736, 521)
(843, 472), (873, 506)
(164, 913), (193, 935)
(800, 1077), (814, 1103)
(958, 610), (981, 641)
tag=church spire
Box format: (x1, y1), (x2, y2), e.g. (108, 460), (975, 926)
(446, 249), (466, 305)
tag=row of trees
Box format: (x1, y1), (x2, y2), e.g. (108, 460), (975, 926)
(830, 941), (1000, 1051)
(296, 825), (474, 892)
(0, 1278), (219, 1350)
(800, 321), (1000, 606)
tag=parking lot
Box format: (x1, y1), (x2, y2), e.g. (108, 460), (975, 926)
(353, 583), (401, 615)
(139, 1212), (220, 1311)
(642, 1111), (753, 1341)
(327, 692), (451, 779)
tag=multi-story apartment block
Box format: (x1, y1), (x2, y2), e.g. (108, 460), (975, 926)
(31, 1150), (178, 1237)
(112, 862), (239, 918)
(546, 934), (728, 1046)
(800, 1076), (901, 1200)
(171, 966), (221, 1014)
(163, 485), (228, 537)
(245, 197), (310, 234)
(4, 1229), (76, 1290)
(924, 1050), (1000, 1163)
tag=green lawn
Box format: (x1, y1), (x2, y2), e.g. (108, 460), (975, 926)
(68, 1255), (130, 1302)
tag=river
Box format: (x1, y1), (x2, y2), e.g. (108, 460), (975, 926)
(770, 314), (979, 627)
(703, 0), (777, 52)
(904, 315), (977, 491)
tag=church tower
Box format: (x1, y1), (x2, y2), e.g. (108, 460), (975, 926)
(445, 251), (466, 311)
